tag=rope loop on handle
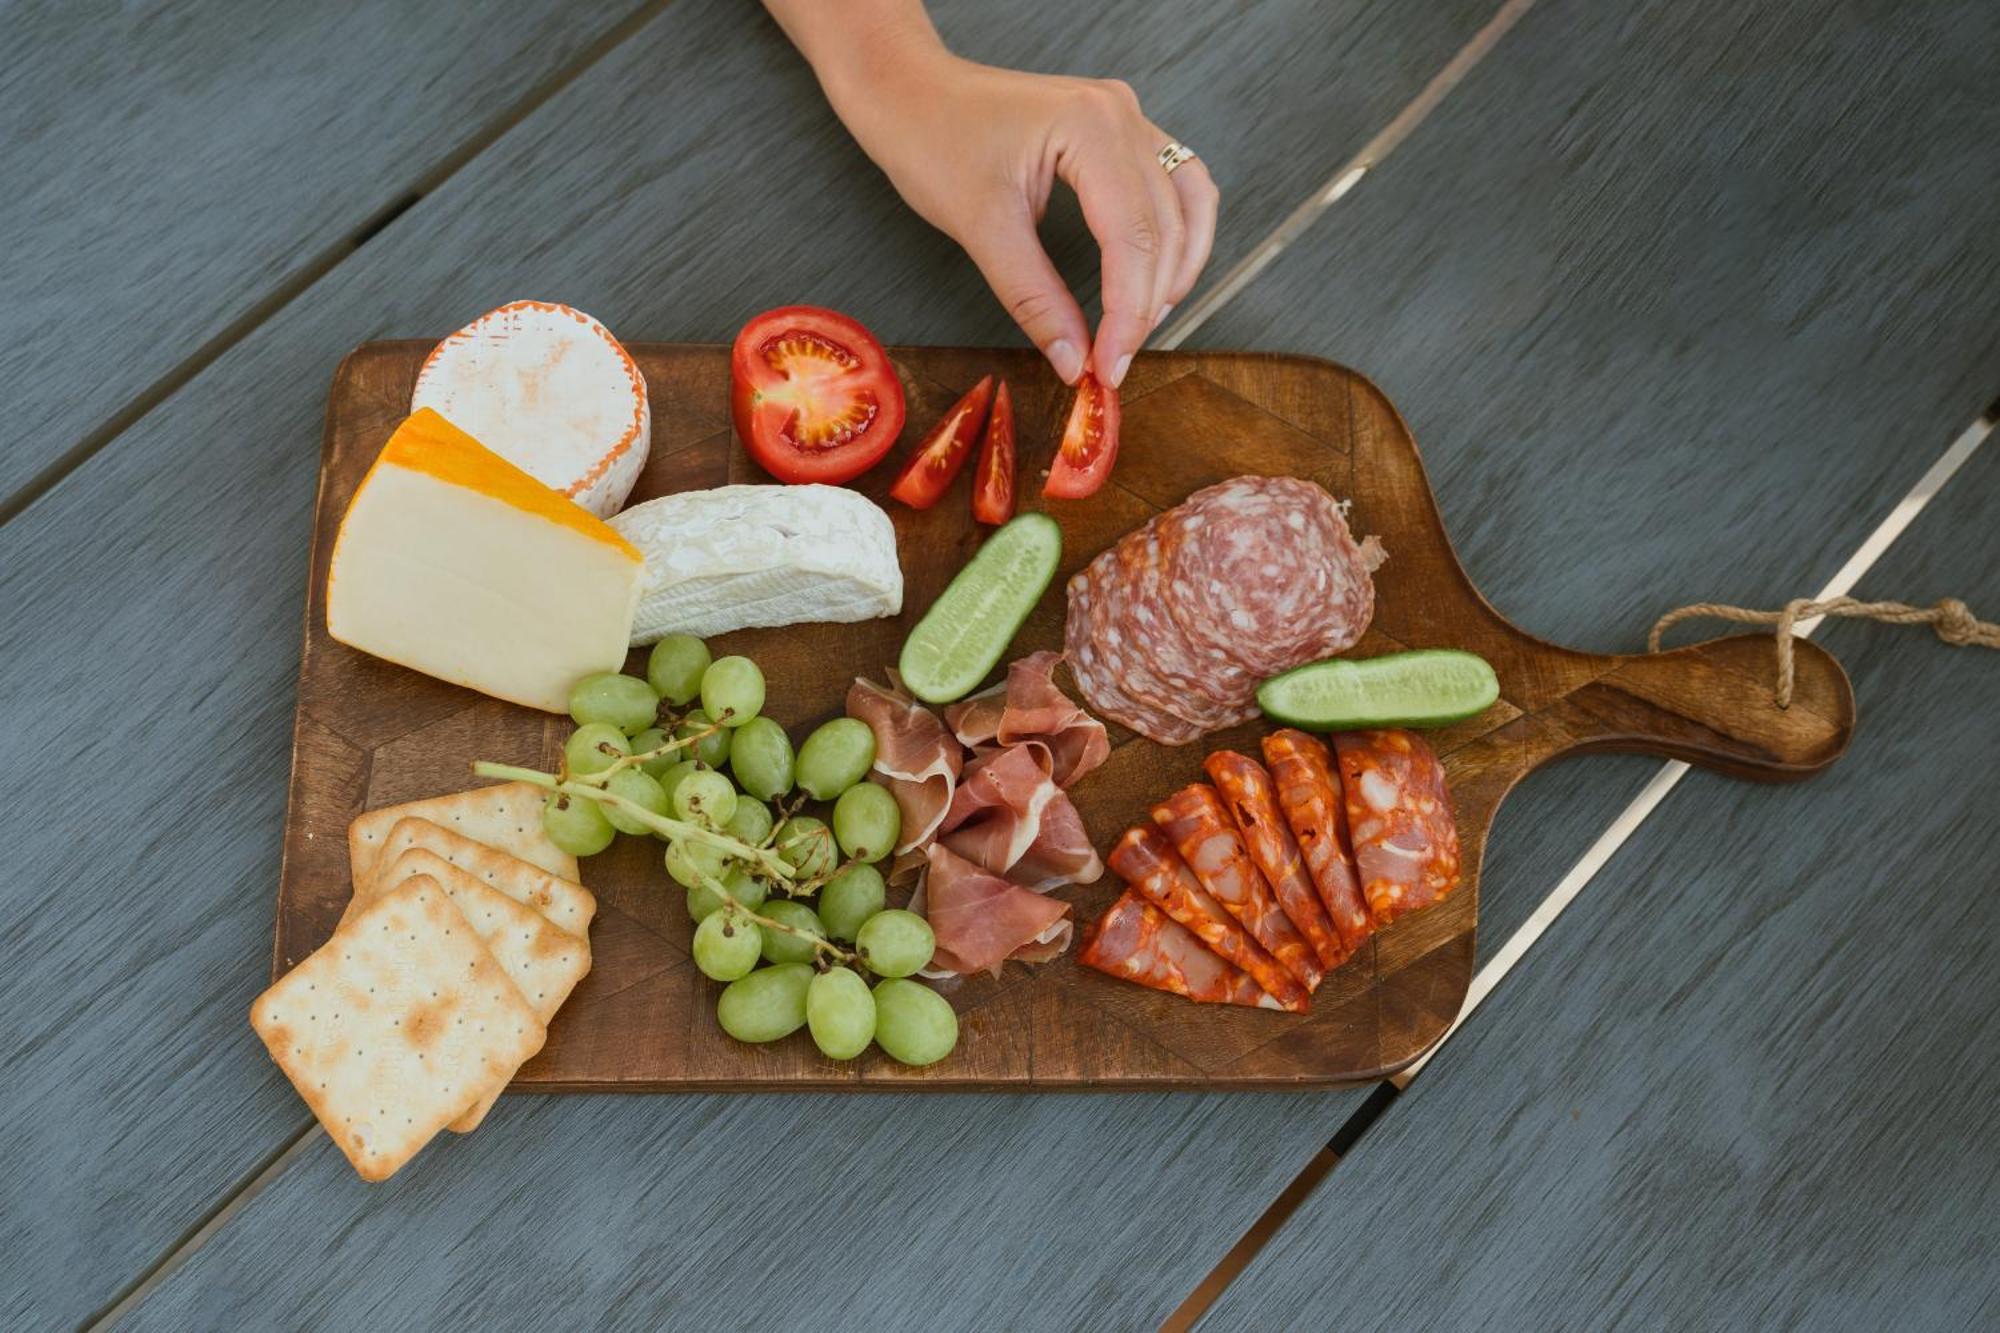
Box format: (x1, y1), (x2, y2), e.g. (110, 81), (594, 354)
(1648, 595), (2000, 708)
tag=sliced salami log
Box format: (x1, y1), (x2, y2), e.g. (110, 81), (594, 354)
(1108, 826), (1308, 1013)
(1203, 750), (1349, 970)
(1332, 729), (1462, 926)
(1261, 729), (1375, 953)
(1151, 784), (1325, 990)
(1079, 892), (1285, 1010)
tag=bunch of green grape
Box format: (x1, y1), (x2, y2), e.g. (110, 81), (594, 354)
(540, 633), (957, 1067)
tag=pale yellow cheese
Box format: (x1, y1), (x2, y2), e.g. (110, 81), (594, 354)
(327, 409), (643, 712)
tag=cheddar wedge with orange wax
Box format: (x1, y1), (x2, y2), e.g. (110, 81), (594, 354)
(327, 409), (643, 711)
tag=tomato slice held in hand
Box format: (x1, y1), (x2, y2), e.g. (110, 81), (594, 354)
(971, 380), (1016, 525)
(888, 375), (994, 509)
(1042, 373), (1121, 499)
(731, 305), (906, 484)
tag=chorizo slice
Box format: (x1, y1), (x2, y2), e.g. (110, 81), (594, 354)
(1151, 784), (1326, 990)
(1204, 750), (1351, 971)
(1108, 826), (1309, 1012)
(1332, 728), (1461, 926)
(1261, 729), (1374, 953)
(1079, 892), (1286, 1010)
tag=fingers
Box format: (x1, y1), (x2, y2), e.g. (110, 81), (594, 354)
(1138, 141), (1188, 325)
(1164, 156), (1219, 309)
(961, 210), (1091, 384)
(1069, 142), (1164, 387)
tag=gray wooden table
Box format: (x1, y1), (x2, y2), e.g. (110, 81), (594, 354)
(2, 1), (1994, 1328)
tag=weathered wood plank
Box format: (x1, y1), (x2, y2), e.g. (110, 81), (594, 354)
(0, 0), (647, 511)
(1198, 431), (2000, 1332)
(0, 0), (1498, 1323)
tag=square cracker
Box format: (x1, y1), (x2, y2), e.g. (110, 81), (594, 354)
(351, 818), (596, 938)
(363, 847), (591, 1132)
(251, 876), (546, 1181)
(348, 782), (577, 889)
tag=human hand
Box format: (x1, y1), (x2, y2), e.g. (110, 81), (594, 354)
(788, 12), (1219, 387)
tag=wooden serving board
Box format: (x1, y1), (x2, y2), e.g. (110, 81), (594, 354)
(277, 342), (1855, 1089)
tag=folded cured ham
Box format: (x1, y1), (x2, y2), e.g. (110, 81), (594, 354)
(917, 845), (1071, 977)
(943, 650), (1110, 787)
(940, 745), (1103, 891)
(847, 675), (962, 855)
(1079, 893), (1283, 1010)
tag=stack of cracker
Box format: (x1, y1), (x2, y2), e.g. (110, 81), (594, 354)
(251, 782), (597, 1180)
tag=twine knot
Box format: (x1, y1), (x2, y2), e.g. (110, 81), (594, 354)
(1649, 594), (1999, 709)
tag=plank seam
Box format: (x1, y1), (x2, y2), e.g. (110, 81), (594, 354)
(83, 1122), (322, 1331)
(0, 0), (678, 532)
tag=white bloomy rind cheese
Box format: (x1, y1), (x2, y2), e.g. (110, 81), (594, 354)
(610, 484), (902, 643)
(411, 300), (650, 517)
(328, 409), (643, 712)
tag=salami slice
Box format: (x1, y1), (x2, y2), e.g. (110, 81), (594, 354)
(1203, 750), (1349, 970)
(1261, 729), (1374, 953)
(1108, 825), (1308, 1012)
(1080, 892), (1285, 1010)
(1332, 729), (1461, 926)
(1152, 784), (1325, 990)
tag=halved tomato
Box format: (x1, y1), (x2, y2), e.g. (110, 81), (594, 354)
(888, 375), (994, 509)
(971, 380), (1016, 525)
(731, 305), (906, 484)
(1042, 373), (1120, 499)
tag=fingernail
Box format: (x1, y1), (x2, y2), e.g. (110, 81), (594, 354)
(1109, 353), (1133, 387)
(1047, 339), (1084, 384)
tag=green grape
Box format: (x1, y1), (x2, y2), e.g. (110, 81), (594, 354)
(647, 634), (711, 706)
(794, 717), (878, 799)
(774, 816), (837, 881)
(832, 781), (901, 864)
(687, 866), (770, 922)
(675, 709), (733, 768)
(657, 759), (702, 814)
(692, 909), (763, 982)
(716, 963), (812, 1043)
(665, 836), (730, 889)
(728, 716), (795, 801)
(818, 863), (887, 941)
(602, 768), (669, 835)
(700, 655), (766, 728)
(564, 722), (631, 777)
(807, 967), (876, 1060)
(568, 671), (660, 734)
(759, 899), (826, 965)
(871, 978), (958, 1067)
(672, 769), (739, 829)
(541, 792), (616, 857)
(629, 727), (679, 779)
(723, 796), (774, 847)
(855, 909), (935, 979)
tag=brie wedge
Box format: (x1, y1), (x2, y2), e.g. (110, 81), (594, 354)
(609, 485), (902, 643)
(411, 300), (650, 517)
(328, 409), (643, 711)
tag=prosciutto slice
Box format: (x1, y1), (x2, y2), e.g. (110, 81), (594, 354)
(918, 844), (1073, 977)
(1332, 729), (1461, 926)
(943, 650), (1110, 787)
(846, 675), (962, 854)
(1079, 892), (1284, 1010)
(938, 744), (1103, 891)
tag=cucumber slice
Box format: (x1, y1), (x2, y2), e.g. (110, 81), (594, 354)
(1257, 649), (1499, 730)
(899, 512), (1062, 704)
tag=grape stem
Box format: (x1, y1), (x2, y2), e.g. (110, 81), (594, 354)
(566, 723), (726, 789)
(698, 872), (855, 965)
(470, 759), (795, 883)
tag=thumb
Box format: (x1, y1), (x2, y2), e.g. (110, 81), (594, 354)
(961, 213), (1091, 384)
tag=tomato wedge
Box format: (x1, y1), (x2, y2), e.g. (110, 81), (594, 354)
(730, 305), (906, 484)
(1042, 373), (1120, 499)
(888, 375), (994, 509)
(971, 380), (1016, 525)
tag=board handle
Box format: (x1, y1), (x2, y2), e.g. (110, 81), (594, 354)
(1544, 633), (1855, 781)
